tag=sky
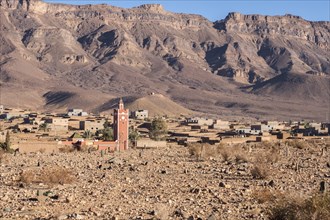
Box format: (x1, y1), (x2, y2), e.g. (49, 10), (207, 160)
(44, 0), (330, 22)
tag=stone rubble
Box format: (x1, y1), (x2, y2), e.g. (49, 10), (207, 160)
(0, 143), (329, 219)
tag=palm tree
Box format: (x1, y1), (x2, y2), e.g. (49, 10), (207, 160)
(129, 126), (140, 147)
(83, 130), (93, 139)
(39, 123), (50, 132)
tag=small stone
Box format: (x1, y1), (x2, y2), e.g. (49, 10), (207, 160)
(207, 214), (219, 220)
(190, 188), (200, 194)
(76, 214), (85, 219)
(66, 196), (73, 203)
(149, 210), (156, 215)
(58, 215), (68, 220)
(320, 181), (327, 193)
(3, 207), (11, 212)
(219, 182), (225, 187)
(268, 180), (275, 187)
(219, 182), (231, 188)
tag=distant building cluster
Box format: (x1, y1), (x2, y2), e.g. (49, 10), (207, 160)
(168, 117), (330, 146)
(0, 100), (130, 152)
(0, 103), (329, 153)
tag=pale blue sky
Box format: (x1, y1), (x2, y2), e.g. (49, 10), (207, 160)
(45, 0), (330, 22)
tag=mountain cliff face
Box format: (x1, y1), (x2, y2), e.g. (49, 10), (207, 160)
(0, 0), (329, 120)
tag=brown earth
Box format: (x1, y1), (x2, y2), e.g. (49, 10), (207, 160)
(0, 140), (329, 219)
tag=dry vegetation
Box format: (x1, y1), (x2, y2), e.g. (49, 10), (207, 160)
(252, 189), (284, 204)
(59, 144), (92, 153)
(20, 167), (75, 186)
(99, 137), (322, 219)
(0, 149), (10, 164)
(268, 193), (330, 220)
(187, 143), (249, 163)
(1, 139), (329, 219)
(0, 149), (4, 163)
(187, 139), (329, 182)
(187, 143), (219, 160)
(59, 146), (76, 153)
(265, 147), (281, 163)
(285, 140), (310, 149)
(252, 189), (330, 219)
(250, 163), (269, 179)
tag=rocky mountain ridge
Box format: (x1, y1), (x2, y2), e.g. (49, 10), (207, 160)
(0, 0), (329, 120)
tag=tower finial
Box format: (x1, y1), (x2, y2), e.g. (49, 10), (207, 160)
(119, 98), (124, 109)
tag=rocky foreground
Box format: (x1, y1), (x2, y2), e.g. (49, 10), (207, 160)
(0, 141), (329, 220)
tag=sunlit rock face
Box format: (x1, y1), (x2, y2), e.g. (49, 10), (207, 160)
(0, 1), (329, 120)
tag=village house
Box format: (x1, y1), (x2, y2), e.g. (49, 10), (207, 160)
(230, 122), (249, 130)
(68, 118), (81, 130)
(28, 112), (38, 118)
(16, 123), (39, 133)
(321, 123), (330, 135)
(310, 122), (322, 128)
(262, 121), (285, 130)
(79, 119), (105, 131)
(23, 115), (44, 126)
(277, 132), (291, 139)
(44, 117), (69, 132)
(136, 122), (151, 137)
(290, 121), (328, 136)
(251, 124), (273, 133)
(236, 127), (261, 136)
(200, 136), (221, 145)
(184, 117), (214, 126)
(212, 120), (230, 130)
(67, 109), (88, 117)
(0, 111), (28, 120)
(131, 110), (148, 120)
(190, 124), (209, 130)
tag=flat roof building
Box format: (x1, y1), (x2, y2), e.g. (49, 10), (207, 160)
(68, 109), (88, 116)
(80, 120), (105, 131)
(131, 110), (148, 120)
(45, 117), (69, 132)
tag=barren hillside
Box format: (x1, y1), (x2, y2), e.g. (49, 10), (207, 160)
(0, 0), (329, 120)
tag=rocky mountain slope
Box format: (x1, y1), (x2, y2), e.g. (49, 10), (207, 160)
(0, 0), (329, 120)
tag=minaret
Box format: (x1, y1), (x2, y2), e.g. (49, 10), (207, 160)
(113, 98), (129, 151)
